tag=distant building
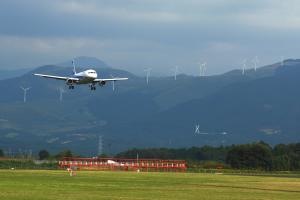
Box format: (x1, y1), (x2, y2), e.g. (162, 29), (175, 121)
(59, 157), (186, 172)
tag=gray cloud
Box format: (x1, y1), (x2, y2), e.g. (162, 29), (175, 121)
(0, 0), (300, 75)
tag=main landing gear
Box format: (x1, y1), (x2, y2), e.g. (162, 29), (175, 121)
(69, 85), (74, 89)
(90, 84), (96, 91)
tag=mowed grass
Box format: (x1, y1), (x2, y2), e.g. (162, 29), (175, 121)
(0, 170), (300, 200)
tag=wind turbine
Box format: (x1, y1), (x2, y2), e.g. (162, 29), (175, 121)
(195, 125), (200, 134)
(242, 59), (247, 75)
(202, 62), (207, 76)
(197, 62), (202, 77)
(172, 66), (179, 80)
(144, 68), (152, 85)
(58, 87), (66, 102)
(20, 86), (31, 103)
(252, 56), (259, 71)
(198, 62), (206, 77)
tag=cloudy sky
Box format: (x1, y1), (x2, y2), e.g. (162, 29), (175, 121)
(0, 0), (300, 75)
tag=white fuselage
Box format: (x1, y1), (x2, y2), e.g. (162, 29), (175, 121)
(74, 69), (98, 84)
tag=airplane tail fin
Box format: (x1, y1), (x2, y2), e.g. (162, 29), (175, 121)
(72, 59), (77, 75)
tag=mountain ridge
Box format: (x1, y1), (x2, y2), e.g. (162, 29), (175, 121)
(0, 57), (299, 155)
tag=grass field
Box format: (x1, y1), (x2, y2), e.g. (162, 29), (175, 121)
(0, 170), (300, 200)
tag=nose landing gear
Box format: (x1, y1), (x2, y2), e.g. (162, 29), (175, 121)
(68, 85), (74, 89)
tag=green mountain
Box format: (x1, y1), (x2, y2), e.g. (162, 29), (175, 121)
(146, 59), (300, 147)
(0, 57), (298, 155)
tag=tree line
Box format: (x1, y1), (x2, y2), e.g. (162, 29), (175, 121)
(37, 149), (73, 160)
(116, 141), (300, 171)
(0, 149), (73, 160)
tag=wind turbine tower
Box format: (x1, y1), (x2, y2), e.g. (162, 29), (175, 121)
(195, 125), (200, 134)
(58, 87), (66, 102)
(144, 68), (152, 85)
(20, 87), (31, 103)
(242, 59), (247, 75)
(173, 66), (179, 80)
(252, 56), (259, 71)
(198, 62), (206, 77)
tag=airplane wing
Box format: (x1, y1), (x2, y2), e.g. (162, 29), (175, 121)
(33, 73), (79, 81)
(93, 77), (128, 82)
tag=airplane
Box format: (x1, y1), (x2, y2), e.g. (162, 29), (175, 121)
(33, 60), (128, 90)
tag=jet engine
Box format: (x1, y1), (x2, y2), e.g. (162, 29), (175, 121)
(66, 78), (74, 85)
(99, 81), (106, 86)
